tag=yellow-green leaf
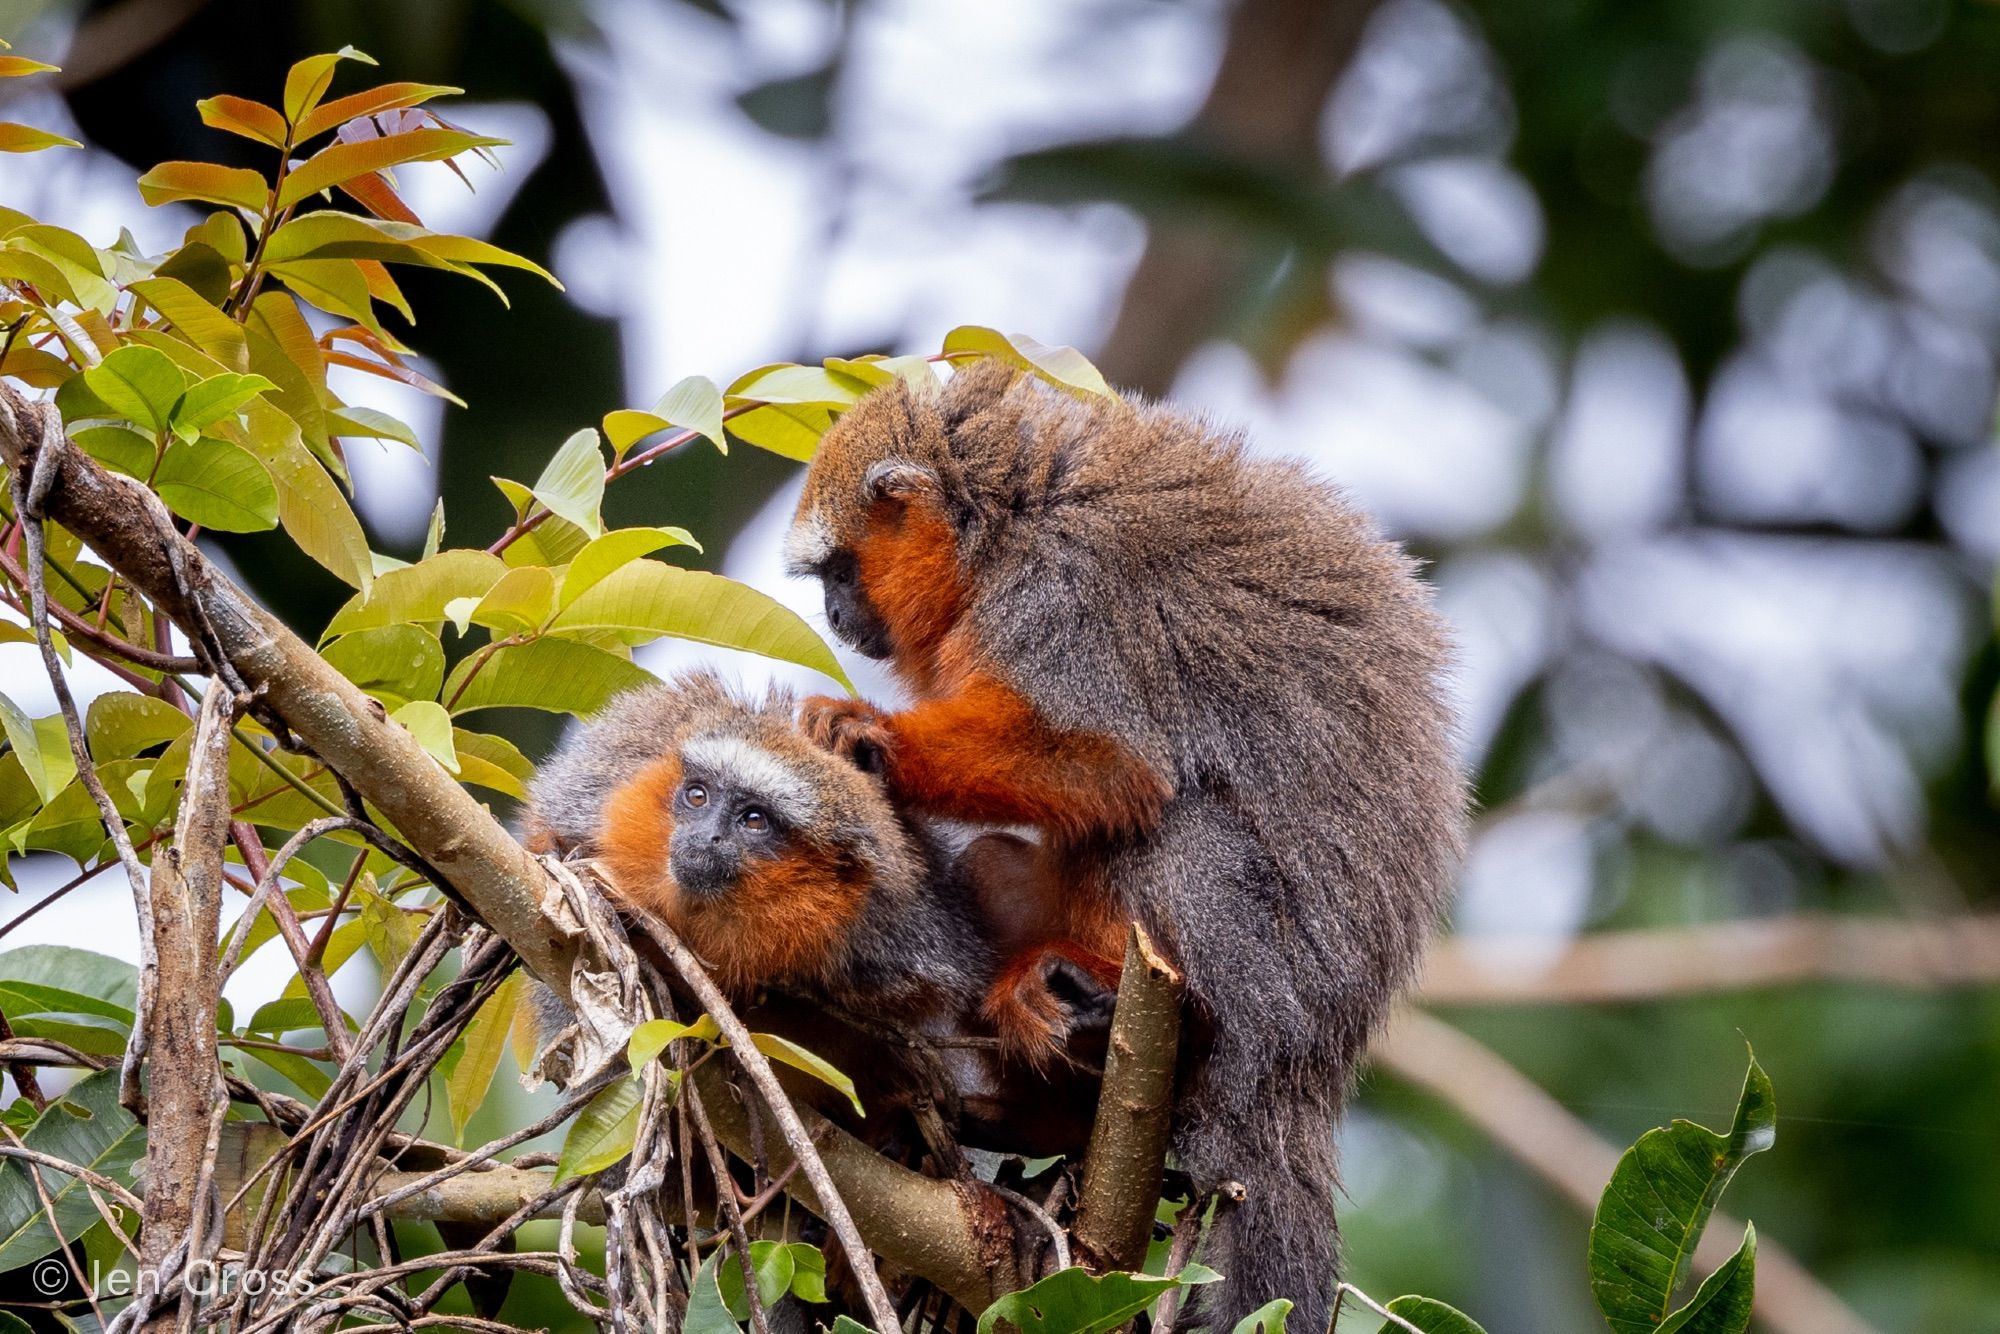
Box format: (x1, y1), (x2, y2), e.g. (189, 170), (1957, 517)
(942, 326), (1113, 399)
(0, 124), (80, 153)
(0, 57), (58, 78)
(136, 161), (269, 212)
(323, 549), (507, 638)
(277, 128), (506, 210)
(470, 565), (557, 636)
(549, 562), (850, 689)
(553, 1075), (641, 1184)
(322, 624), (446, 708)
(129, 276), (248, 369)
(627, 1014), (720, 1071)
(602, 374), (727, 462)
(726, 402), (836, 461)
(748, 1031), (861, 1115)
(283, 47), (376, 126)
(0, 696), (75, 804)
(391, 700), (459, 774)
(444, 638), (652, 717)
(562, 527), (702, 608)
(445, 971), (524, 1144)
(529, 428), (606, 539)
(263, 211), (557, 285)
(452, 729), (534, 800)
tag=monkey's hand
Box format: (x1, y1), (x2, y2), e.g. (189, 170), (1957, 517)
(801, 695), (895, 777)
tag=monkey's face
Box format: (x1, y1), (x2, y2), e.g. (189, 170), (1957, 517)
(666, 736), (816, 900)
(786, 383), (956, 664)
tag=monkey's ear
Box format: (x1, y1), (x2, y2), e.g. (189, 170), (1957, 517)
(864, 460), (937, 506)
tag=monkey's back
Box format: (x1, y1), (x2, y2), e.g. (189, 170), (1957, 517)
(944, 370), (1466, 1079)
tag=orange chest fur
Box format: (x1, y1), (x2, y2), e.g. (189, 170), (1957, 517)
(596, 756), (868, 993)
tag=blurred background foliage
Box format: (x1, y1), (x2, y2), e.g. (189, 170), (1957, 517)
(0, 0), (1996, 1330)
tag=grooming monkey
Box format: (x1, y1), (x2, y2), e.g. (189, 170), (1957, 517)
(785, 362), (1467, 1330)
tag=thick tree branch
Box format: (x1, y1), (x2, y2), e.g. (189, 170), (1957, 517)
(1374, 1008), (1883, 1334)
(1419, 915), (2000, 1005)
(1072, 924), (1182, 1271)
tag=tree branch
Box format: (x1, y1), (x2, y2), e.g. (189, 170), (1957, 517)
(1374, 1008), (1883, 1334)
(1072, 924), (1182, 1271)
(1419, 915), (2000, 1005)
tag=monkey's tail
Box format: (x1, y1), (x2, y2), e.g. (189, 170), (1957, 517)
(1173, 1059), (1342, 1334)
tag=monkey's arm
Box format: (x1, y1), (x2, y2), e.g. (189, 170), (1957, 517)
(805, 675), (1170, 843)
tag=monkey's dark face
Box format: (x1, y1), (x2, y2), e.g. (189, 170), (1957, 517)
(809, 548), (894, 660)
(667, 772), (791, 900)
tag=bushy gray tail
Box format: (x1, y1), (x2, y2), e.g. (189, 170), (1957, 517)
(1174, 1059), (1342, 1334)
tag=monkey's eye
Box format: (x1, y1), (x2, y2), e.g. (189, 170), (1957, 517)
(683, 783), (708, 808)
(739, 808), (769, 833)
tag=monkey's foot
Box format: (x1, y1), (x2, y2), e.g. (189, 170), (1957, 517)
(801, 695), (895, 776)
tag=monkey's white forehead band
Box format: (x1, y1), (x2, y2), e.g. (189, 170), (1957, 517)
(679, 733), (823, 829)
(782, 509), (834, 574)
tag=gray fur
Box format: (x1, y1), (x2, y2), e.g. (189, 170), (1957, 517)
(803, 364), (1468, 1331)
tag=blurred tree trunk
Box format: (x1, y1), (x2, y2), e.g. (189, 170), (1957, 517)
(1095, 0), (1379, 396)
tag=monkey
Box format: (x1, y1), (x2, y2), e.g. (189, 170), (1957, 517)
(520, 668), (1115, 1193)
(521, 669), (996, 1032)
(782, 361), (1468, 1331)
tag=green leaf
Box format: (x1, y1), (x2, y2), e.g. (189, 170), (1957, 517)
(1230, 1300), (1291, 1334)
(627, 1014), (720, 1072)
(278, 128), (506, 209)
(1656, 1226), (1756, 1334)
(1589, 1052), (1777, 1334)
(444, 638), (653, 717)
(943, 326), (1113, 399)
(0, 1070), (143, 1271)
(323, 549), (507, 638)
(549, 562), (851, 690)
(0, 980), (132, 1025)
(686, 1248), (744, 1334)
(554, 1075), (642, 1184)
(530, 428), (607, 539)
(1377, 1296), (1489, 1334)
(748, 1031), (861, 1115)
(446, 971), (523, 1144)
(391, 700), (460, 774)
(786, 1242), (828, 1302)
(238, 1043), (332, 1099)
(0, 946), (138, 1010)
(136, 160), (270, 212)
(81, 345), (186, 433)
(153, 438), (281, 532)
(170, 372), (277, 435)
(71, 426), (154, 478)
(562, 527), (702, 608)
(284, 47), (376, 126)
(322, 624), (446, 708)
(977, 1268), (1213, 1334)
(719, 1239), (805, 1320)
(0, 694), (76, 804)
(85, 693), (190, 762)
(247, 997), (344, 1035)
(604, 374), (727, 461)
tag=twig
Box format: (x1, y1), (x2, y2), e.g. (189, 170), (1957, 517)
(638, 908), (901, 1333)
(686, 1079), (775, 1334)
